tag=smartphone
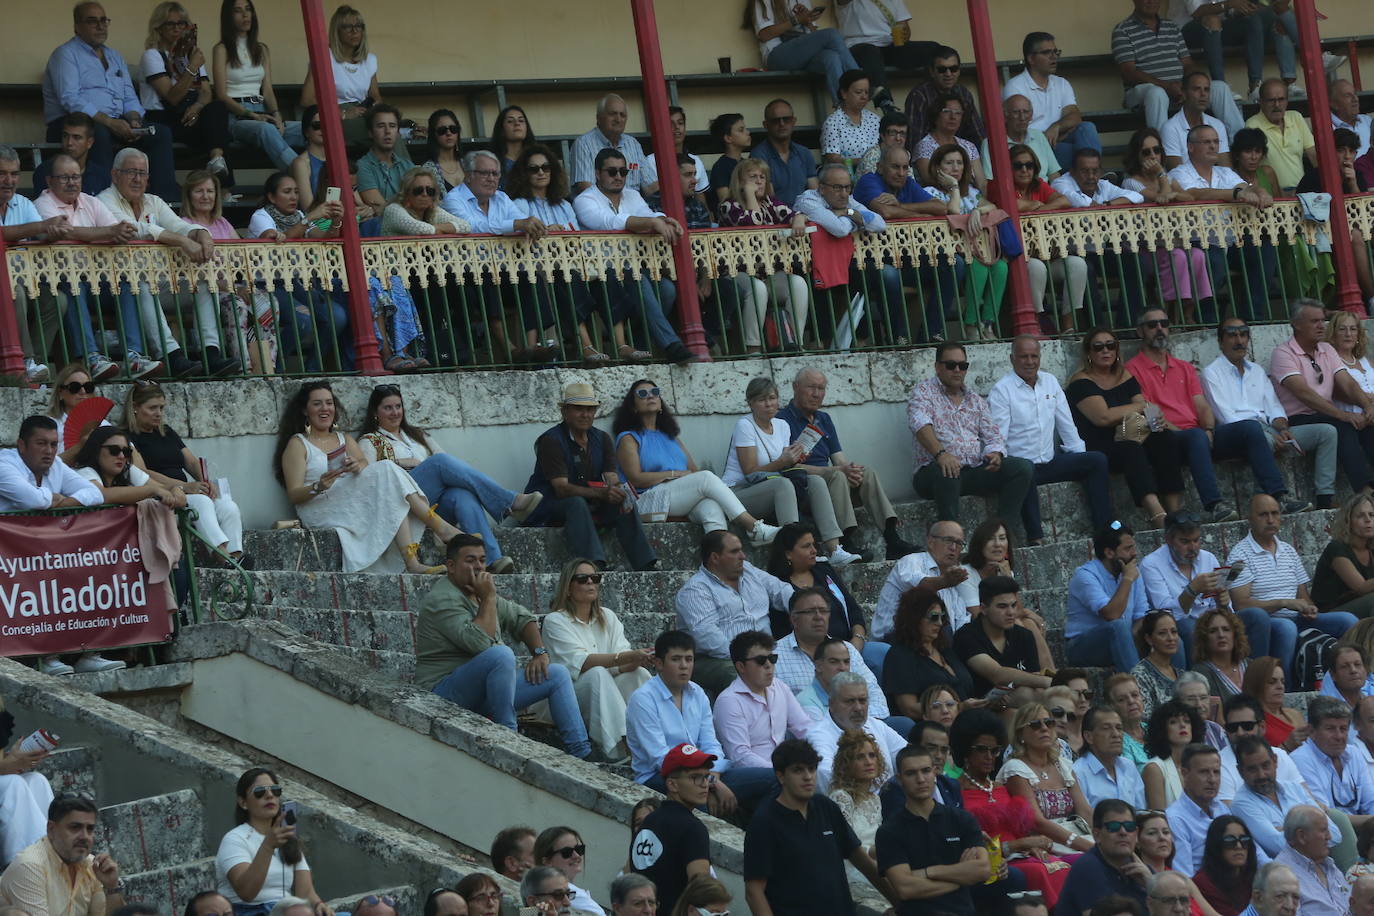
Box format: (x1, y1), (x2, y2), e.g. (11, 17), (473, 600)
(1226, 561), (1245, 582)
(280, 801), (298, 826)
(324, 186), (342, 205)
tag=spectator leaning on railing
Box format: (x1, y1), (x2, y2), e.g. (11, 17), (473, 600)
(0, 417), (101, 514)
(0, 145), (72, 385)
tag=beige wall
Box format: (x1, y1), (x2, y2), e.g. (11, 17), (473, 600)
(2, 0), (1368, 141)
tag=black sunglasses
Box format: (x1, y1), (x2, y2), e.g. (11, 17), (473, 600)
(571, 573), (603, 585)
(552, 844), (586, 859)
(410, 185), (436, 197)
(1025, 717), (1056, 730)
(251, 784), (283, 798)
(1091, 339), (1119, 352)
(1011, 160), (1036, 171)
(1140, 145), (1163, 156)
(526, 163), (552, 174)
(1142, 318), (1170, 330)
(1219, 834), (1253, 847)
(602, 167), (630, 177)
(1051, 707), (1078, 723)
(1102, 819), (1138, 833)
(102, 445), (133, 459)
(743, 653), (779, 666)
(62, 381), (97, 394)
(433, 124), (460, 136)
(373, 384), (401, 396)
(934, 64), (960, 74)
(1224, 719), (1259, 732)
(1308, 355), (1324, 386)
(926, 611), (948, 624)
(940, 360), (970, 371)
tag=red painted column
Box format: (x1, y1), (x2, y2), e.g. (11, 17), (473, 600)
(0, 227), (23, 377)
(1293, 0), (1362, 314)
(966, 0), (1036, 336)
(628, 0), (709, 360)
(300, 0), (383, 372)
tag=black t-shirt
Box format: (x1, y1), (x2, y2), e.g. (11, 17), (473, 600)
(882, 643), (975, 703)
(876, 803), (983, 916)
(129, 425), (190, 481)
(630, 800), (709, 914)
(743, 794), (860, 916)
(952, 621), (1040, 697)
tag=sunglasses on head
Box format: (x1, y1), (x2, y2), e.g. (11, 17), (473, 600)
(940, 360), (970, 371)
(743, 653), (779, 666)
(251, 784), (283, 798)
(433, 124), (460, 136)
(1091, 339), (1119, 352)
(410, 185), (436, 197)
(102, 445), (133, 459)
(571, 573), (603, 585)
(634, 386), (662, 399)
(553, 844), (586, 859)
(62, 381), (97, 394)
(602, 167), (630, 177)
(527, 162), (552, 174)
(373, 383), (401, 396)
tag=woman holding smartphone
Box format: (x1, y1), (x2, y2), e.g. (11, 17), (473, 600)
(743, 0), (858, 103)
(216, 767), (332, 916)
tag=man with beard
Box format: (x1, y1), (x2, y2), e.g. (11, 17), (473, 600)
(1230, 735), (1346, 862)
(1066, 521), (1150, 671)
(0, 795), (125, 916)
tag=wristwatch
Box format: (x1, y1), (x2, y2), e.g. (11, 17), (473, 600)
(532, 647), (548, 658)
(105, 880), (126, 895)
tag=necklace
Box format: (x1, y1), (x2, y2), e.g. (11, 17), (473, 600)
(964, 773), (996, 802)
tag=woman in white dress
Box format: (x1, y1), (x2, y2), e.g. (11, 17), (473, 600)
(542, 559), (653, 761)
(828, 729), (885, 881)
(357, 384), (541, 574)
(272, 381), (460, 574)
(722, 377), (859, 567)
(216, 767), (332, 916)
(533, 826), (604, 916)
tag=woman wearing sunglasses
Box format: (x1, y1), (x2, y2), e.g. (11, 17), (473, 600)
(951, 708), (1073, 905)
(1193, 816), (1256, 916)
(612, 380), (778, 546)
(381, 167), (469, 236)
(881, 587), (974, 719)
(1045, 685), (1085, 758)
(1120, 129), (1214, 326)
(48, 363), (117, 463)
(666, 874), (730, 916)
(1066, 328), (1174, 528)
(1140, 698), (1205, 810)
(995, 143), (1084, 334)
(542, 559), (654, 761)
(217, 767), (332, 916)
(998, 703), (1095, 854)
(533, 826), (602, 916)
(420, 109), (465, 195)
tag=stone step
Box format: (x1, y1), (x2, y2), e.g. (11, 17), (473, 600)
(98, 789), (205, 874)
(35, 744), (100, 800)
(123, 855), (217, 916)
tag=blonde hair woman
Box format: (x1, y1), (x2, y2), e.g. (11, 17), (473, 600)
(540, 559), (653, 762)
(828, 729), (885, 878)
(716, 159), (812, 353)
(1311, 492), (1374, 617)
(1327, 311), (1374, 419)
(300, 5), (382, 144)
(141, 1), (232, 176)
(381, 167), (470, 236)
(997, 702), (1094, 852)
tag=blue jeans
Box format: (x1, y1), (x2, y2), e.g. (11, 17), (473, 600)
(1184, 9), (1298, 84)
(645, 766), (778, 812)
(431, 644), (591, 758)
(1174, 427), (1224, 507)
(229, 101), (303, 172)
(765, 29), (860, 101)
(62, 280), (154, 359)
(1212, 419), (1287, 496)
(1053, 121), (1103, 173)
(606, 272), (679, 349)
(273, 280), (351, 370)
(1066, 618), (1140, 672)
(410, 454), (516, 563)
(1220, 243), (1278, 318)
(1023, 451), (1112, 541)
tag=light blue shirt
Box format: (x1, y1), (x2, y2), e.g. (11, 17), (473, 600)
(1139, 543), (1223, 621)
(792, 189), (887, 237)
(512, 197), (579, 230)
(1065, 558), (1150, 639)
(42, 36), (143, 123)
(625, 675), (729, 784)
(1291, 738), (1374, 815)
(1167, 792), (1268, 875)
(674, 563), (793, 661)
(1232, 780), (1341, 859)
(1072, 751), (1147, 810)
(1275, 845), (1350, 916)
(439, 183), (521, 235)
(1, 196), (43, 232)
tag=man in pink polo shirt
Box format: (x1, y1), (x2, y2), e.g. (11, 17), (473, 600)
(1269, 300), (1374, 508)
(1126, 306), (1272, 524)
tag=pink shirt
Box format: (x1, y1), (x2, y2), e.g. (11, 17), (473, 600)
(711, 676), (811, 769)
(34, 189), (117, 229)
(1126, 352), (1204, 430)
(187, 216), (237, 240)
(906, 376), (1006, 470)
(1268, 336), (1347, 417)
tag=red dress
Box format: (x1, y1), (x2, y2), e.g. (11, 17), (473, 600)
(961, 784), (1072, 907)
(1265, 710), (1293, 748)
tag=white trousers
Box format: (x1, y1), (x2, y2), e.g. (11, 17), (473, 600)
(0, 772), (54, 866)
(187, 492), (244, 553)
(573, 665), (652, 756)
(639, 470), (749, 531)
(737, 272), (812, 348)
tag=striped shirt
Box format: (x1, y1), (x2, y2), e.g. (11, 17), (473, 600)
(775, 632), (889, 719)
(1112, 14), (1188, 86)
(570, 127), (649, 191)
(1225, 532), (1310, 603)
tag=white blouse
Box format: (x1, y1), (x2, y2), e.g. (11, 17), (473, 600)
(540, 607), (635, 682)
(357, 427), (438, 464)
(1338, 355), (1374, 414)
(821, 107), (882, 160)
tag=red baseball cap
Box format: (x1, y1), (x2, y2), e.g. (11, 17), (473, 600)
(660, 742), (717, 777)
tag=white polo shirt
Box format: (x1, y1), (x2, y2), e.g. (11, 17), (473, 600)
(1002, 69), (1079, 134)
(1162, 109), (1230, 162)
(871, 551), (969, 639)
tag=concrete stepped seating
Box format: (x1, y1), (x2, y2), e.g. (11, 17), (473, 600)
(123, 857), (219, 914)
(98, 789), (205, 874)
(35, 745), (100, 800)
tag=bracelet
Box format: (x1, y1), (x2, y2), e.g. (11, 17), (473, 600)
(933, 448), (947, 459)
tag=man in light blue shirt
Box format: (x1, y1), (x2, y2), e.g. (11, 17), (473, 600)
(1230, 734), (1347, 862)
(625, 630), (774, 815)
(1167, 743), (1268, 874)
(1072, 706), (1147, 810)
(1291, 696), (1374, 828)
(42, 3), (178, 201)
(1065, 522), (1150, 672)
(1275, 806), (1351, 916)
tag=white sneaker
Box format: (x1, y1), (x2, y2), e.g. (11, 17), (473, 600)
(86, 353), (119, 382)
(126, 352), (164, 380)
(73, 654), (126, 673)
(1246, 85), (1262, 104)
(25, 359), (49, 384)
(39, 656), (75, 676)
(827, 545), (863, 569)
(1288, 85), (1308, 101)
(1324, 52), (1347, 74)
(748, 520), (780, 546)
(207, 156), (229, 177)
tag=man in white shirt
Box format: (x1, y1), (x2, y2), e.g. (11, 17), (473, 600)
(1331, 80), (1372, 158)
(1161, 72), (1232, 169)
(1167, 743), (1244, 873)
(1201, 316), (1337, 509)
(988, 334), (1111, 545)
(806, 671), (906, 789)
(1167, 125), (1277, 321)
(0, 416), (102, 512)
(642, 106), (708, 202)
(1002, 31), (1099, 171)
(1291, 696), (1374, 829)
(836, 0), (938, 113)
(871, 520), (969, 643)
(569, 94), (653, 195)
(573, 148), (692, 365)
(97, 148), (237, 377)
(1050, 149), (1148, 323)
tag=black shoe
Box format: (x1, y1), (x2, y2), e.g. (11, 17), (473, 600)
(635, 559), (660, 572)
(203, 347), (240, 377)
(840, 536), (876, 563)
(167, 350), (199, 378)
(1280, 497), (1313, 514)
(1315, 494), (1336, 510)
(664, 342), (694, 365)
(885, 535), (918, 560)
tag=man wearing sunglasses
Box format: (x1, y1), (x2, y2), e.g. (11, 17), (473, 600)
(1269, 301), (1374, 498)
(1057, 799), (1151, 916)
(1002, 32), (1098, 172)
(901, 46), (985, 161)
(750, 99), (818, 207)
(1230, 734), (1346, 862)
(520, 866), (572, 916)
(908, 340), (1034, 535)
(0, 416), (102, 513)
(1217, 697), (1306, 805)
(713, 631), (811, 770)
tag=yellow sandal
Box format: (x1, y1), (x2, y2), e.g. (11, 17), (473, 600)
(403, 542), (443, 574)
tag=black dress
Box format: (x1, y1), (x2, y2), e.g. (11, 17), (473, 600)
(1065, 374), (1184, 504)
(882, 642), (975, 709)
